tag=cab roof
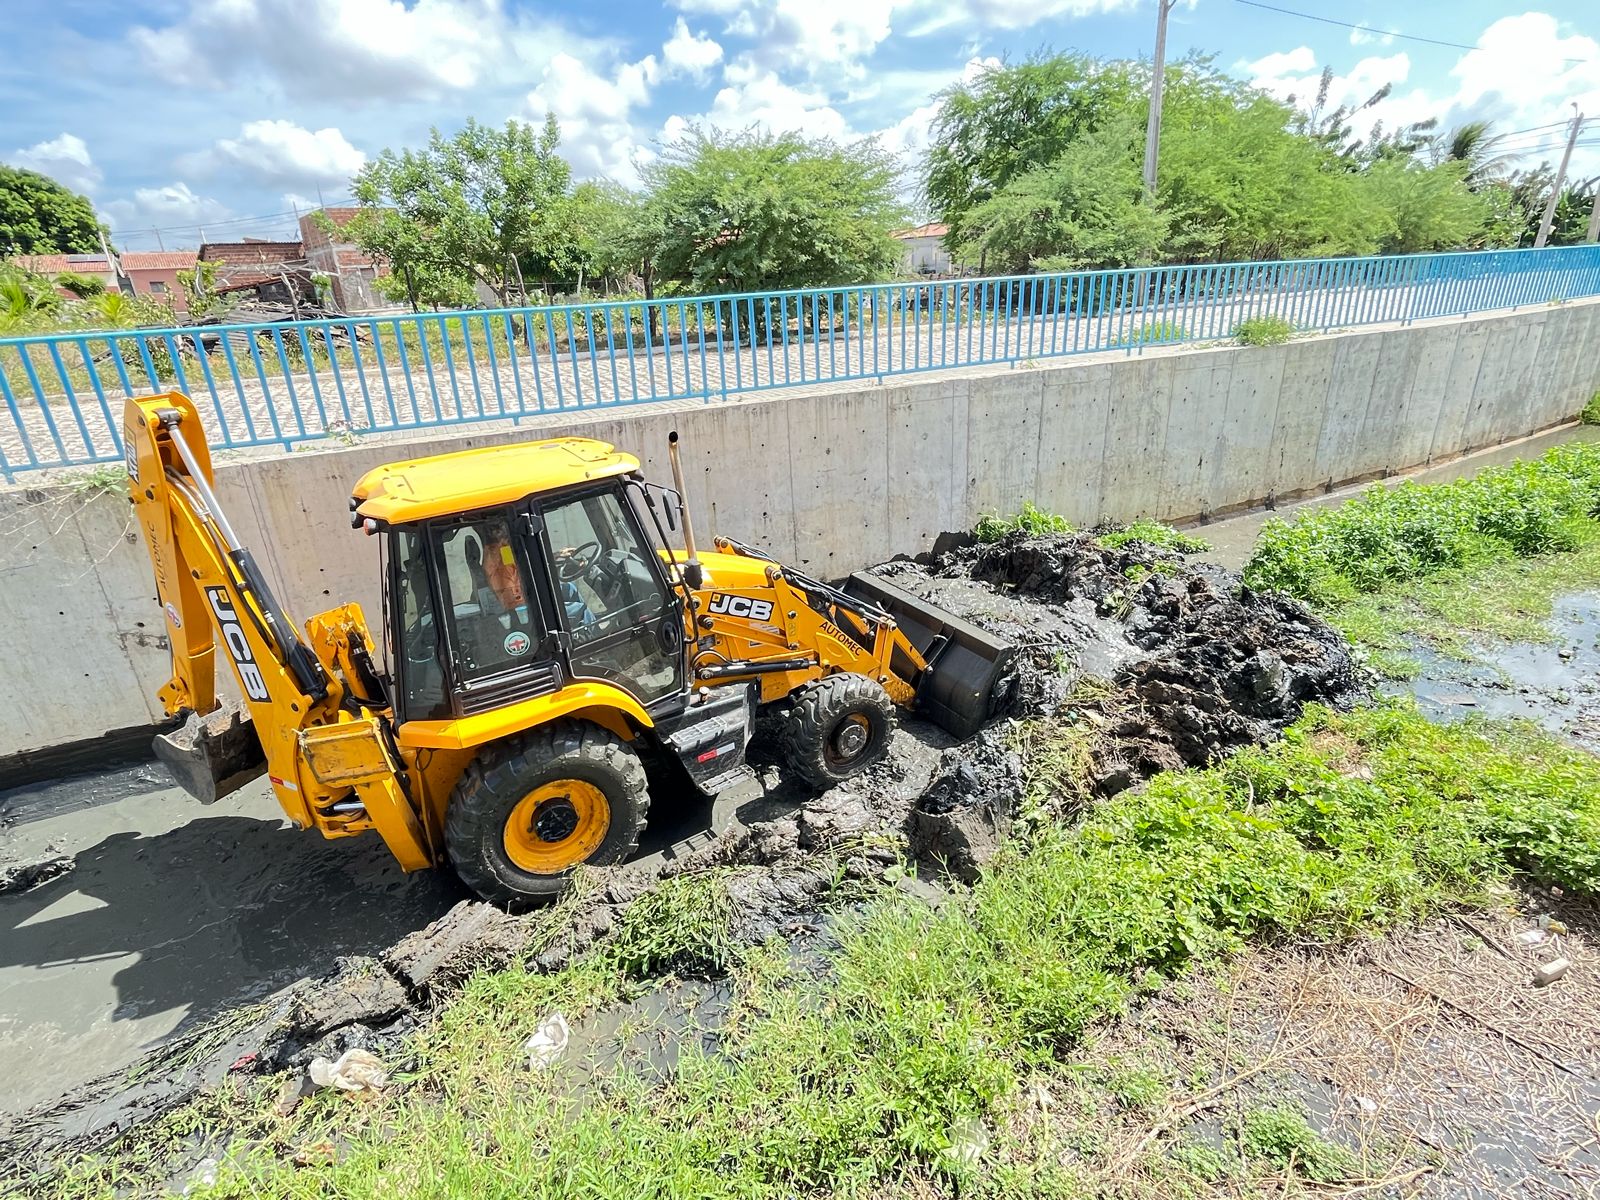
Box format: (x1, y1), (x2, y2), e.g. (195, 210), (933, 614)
(351, 437), (639, 524)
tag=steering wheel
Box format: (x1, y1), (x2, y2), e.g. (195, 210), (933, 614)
(557, 540), (603, 582)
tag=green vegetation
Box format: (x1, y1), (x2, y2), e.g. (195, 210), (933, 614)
(39, 702), (1600, 1198)
(0, 165), (102, 256)
(639, 128), (905, 296)
(1099, 518), (1210, 554)
(1243, 444), (1600, 605)
(974, 500), (1075, 542)
(1116, 319), (1187, 346)
(1581, 392), (1600, 426)
(1241, 1105), (1358, 1183)
(1233, 315), (1295, 347)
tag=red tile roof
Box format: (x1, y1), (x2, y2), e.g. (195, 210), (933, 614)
(120, 251), (198, 271)
(9, 253), (115, 275)
(891, 222), (949, 240)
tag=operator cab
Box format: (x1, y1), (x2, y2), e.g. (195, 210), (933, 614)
(383, 481), (686, 725)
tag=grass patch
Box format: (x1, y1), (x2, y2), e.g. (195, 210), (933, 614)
(1233, 315), (1295, 346)
(48, 701), (1600, 1199)
(1330, 536), (1600, 677)
(1240, 1104), (1357, 1183)
(974, 500), (1074, 543)
(1582, 391), (1600, 426)
(1116, 319), (1187, 347)
(1243, 443), (1600, 606)
(1098, 518), (1211, 555)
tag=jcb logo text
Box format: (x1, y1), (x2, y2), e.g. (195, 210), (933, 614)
(206, 587), (270, 701)
(706, 593), (774, 621)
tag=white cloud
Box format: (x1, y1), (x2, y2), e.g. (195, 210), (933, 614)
(674, 0), (902, 74)
(1244, 13), (1600, 178)
(1348, 24), (1394, 48)
(906, 0), (1139, 37)
(662, 17), (723, 82)
(102, 183), (231, 237)
(128, 0), (594, 100)
(681, 60), (854, 140)
(5, 133), (101, 195)
(185, 121), (367, 188)
(525, 53), (662, 183)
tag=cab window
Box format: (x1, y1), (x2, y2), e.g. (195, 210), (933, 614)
(429, 513), (542, 682)
(392, 527), (448, 721)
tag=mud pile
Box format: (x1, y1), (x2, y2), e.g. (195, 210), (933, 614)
(1, 532), (1359, 1180)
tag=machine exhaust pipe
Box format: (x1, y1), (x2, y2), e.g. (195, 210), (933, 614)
(666, 431), (703, 590)
(153, 701), (267, 804)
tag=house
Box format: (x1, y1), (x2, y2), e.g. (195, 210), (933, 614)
(297, 208), (393, 313)
(9, 252), (119, 295)
(8, 249), (201, 312)
(891, 222), (954, 275)
(120, 251), (199, 311)
(198, 239), (316, 311)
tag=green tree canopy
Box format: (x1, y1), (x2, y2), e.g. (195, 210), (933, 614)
(641, 127), (907, 294)
(1358, 159), (1490, 254)
(347, 116), (572, 305)
(0, 166), (101, 256)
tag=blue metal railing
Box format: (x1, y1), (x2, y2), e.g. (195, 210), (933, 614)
(2, 244), (1598, 480)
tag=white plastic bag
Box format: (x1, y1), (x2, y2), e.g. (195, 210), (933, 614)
(524, 1012), (571, 1070)
(308, 1047), (389, 1093)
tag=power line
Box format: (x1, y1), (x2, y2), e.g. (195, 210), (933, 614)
(104, 196), (357, 238)
(1231, 0), (1594, 63)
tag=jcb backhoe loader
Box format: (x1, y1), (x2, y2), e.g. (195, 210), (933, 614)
(125, 392), (1014, 902)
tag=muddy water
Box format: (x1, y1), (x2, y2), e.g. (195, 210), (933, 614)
(0, 771), (463, 1113)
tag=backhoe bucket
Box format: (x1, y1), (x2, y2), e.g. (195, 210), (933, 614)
(844, 572), (1016, 739)
(153, 702), (268, 804)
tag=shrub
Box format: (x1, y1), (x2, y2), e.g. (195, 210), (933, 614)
(1242, 444), (1600, 604)
(1233, 315), (1294, 346)
(974, 500), (1074, 543)
(1581, 391), (1600, 426)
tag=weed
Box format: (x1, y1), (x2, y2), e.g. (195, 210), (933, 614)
(1168, 1136), (1232, 1183)
(1241, 1105), (1356, 1182)
(1117, 320), (1187, 347)
(1243, 443), (1600, 605)
(1099, 518), (1211, 554)
(609, 869), (735, 977)
(64, 464), (128, 497)
(1581, 391), (1600, 426)
(974, 500), (1074, 543)
(1233, 315), (1295, 346)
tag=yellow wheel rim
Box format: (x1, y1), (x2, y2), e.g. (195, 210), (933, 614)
(502, 779), (610, 874)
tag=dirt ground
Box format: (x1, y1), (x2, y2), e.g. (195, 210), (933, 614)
(1076, 884), (1600, 1198)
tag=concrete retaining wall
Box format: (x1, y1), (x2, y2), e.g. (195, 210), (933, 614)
(3, 299), (1597, 771)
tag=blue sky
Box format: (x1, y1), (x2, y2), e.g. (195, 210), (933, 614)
(2, 0), (1597, 250)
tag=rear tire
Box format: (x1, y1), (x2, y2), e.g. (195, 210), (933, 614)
(779, 673), (896, 790)
(445, 721), (648, 904)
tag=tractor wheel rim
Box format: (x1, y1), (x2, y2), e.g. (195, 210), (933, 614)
(828, 713), (872, 764)
(503, 779), (610, 874)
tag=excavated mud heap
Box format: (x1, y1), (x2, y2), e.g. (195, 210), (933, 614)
(941, 531), (1360, 791)
(2, 532), (1360, 1173)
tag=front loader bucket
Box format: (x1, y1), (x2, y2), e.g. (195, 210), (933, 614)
(153, 702), (267, 804)
(844, 572), (1016, 740)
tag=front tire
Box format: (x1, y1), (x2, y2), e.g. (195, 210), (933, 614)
(779, 673), (896, 790)
(445, 721), (649, 904)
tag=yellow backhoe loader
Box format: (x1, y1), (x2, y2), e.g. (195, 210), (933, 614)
(125, 392), (1014, 902)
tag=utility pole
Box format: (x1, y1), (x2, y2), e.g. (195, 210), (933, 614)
(1142, 0), (1178, 199)
(151, 227), (166, 251)
(1534, 106), (1585, 248)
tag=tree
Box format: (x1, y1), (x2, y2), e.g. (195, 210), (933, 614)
(542, 181), (644, 294)
(951, 116), (1167, 271)
(1433, 120), (1518, 188)
(0, 166), (101, 256)
(347, 117), (573, 306)
(923, 53), (1143, 236)
(1357, 159), (1489, 254)
(641, 127), (906, 295)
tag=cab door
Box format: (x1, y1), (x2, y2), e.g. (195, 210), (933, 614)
(535, 484), (685, 708)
